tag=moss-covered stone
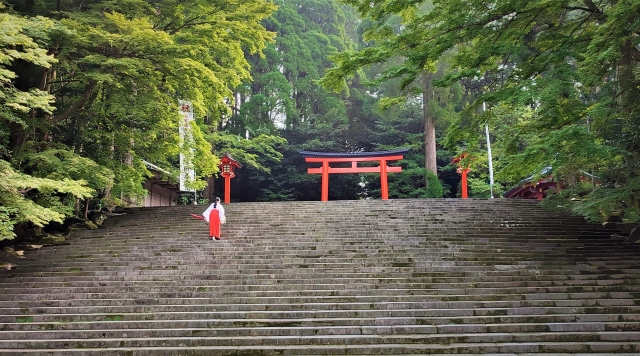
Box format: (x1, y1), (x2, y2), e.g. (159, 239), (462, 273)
(37, 234), (66, 245)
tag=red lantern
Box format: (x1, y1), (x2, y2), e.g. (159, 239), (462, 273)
(217, 153), (242, 204)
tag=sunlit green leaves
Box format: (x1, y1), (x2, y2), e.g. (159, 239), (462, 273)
(0, 12), (56, 123)
(21, 149), (115, 192)
(0, 0), (277, 238)
(0, 159), (93, 239)
(208, 131), (286, 174)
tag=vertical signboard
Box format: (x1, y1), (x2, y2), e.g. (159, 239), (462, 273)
(179, 100), (196, 192)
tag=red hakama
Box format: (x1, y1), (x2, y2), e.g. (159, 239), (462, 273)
(208, 209), (221, 239)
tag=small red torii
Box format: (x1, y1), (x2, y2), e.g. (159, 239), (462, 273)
(300, 148), (409, 201)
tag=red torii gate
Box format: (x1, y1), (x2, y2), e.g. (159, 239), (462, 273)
(300, 148), (409, 201)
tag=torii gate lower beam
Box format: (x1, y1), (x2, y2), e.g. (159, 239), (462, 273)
(300, 149), (409, 201)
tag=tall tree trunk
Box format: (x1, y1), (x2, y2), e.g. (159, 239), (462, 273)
(83, 198), (89, 220)
(204, 175), (216, 203)
(619, 40), (639, 113)
(203, 146), (217, 203)
(423, 73), (437, 176)
(8, 122), (27, 158)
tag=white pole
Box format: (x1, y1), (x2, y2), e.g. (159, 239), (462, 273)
(484, 102), (494, 198)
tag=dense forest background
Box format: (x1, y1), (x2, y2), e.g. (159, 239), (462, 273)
(1, 0), (639, 241)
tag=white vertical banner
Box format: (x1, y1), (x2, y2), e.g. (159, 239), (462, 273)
(483, 102), (494, 198)
(179, 100), (196, 192)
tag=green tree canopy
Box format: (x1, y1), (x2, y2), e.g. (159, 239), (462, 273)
(0, 0), (276, 239)
(323, 0), (640, 221)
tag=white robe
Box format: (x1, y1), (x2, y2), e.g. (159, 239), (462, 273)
(203, 203), (226, 224)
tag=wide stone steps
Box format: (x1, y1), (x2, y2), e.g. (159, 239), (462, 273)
(5, 272), (639, 288)
(3, 281), (640, 296)
(1, 198), (638, 354)
(4, 301), (640, 315)
(3, 331), (640, 349)
(7, 263), (637, 275)
(4, 315), (640, 332)
(3, 306), (640, 324)
(0, 342), (639, 355)
(3, 276), (638, 289)
(7, 269), (634, 281)
(3, 299), (607, 310)
(3, 324), (638, 340)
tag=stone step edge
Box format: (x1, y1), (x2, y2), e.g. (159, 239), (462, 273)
(0, 340), (639, 353)
(2, 329), (640, 341)
(1, 322), (639, 336)
(3, 313), (640, 325)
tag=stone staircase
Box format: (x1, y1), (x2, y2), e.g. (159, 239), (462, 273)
(1, 198), (640, 355)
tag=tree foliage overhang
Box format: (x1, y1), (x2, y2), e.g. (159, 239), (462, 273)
(0, 0), (277, 240)
(321, 0), (640, 223)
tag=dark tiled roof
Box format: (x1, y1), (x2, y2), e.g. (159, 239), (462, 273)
(221, 152), (243, 168)
(299, 148), (410, 158)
